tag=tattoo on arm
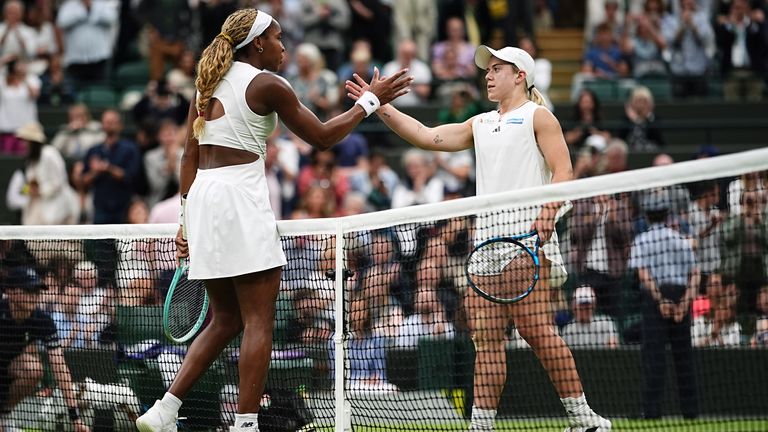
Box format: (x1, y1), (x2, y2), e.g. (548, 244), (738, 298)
(382, 111), (391, 118)
(433, 135), (443, 145)
(417, 124), (423, 133)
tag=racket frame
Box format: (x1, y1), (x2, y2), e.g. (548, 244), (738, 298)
(163, 258), (210, 343)
(464, 230), (541, 304)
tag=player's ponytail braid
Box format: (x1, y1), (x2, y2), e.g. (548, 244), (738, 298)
(528, 87), (546, 106)
(193, 9), (259, 139)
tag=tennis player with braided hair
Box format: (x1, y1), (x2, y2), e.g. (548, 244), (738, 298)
(347, 46), (610, 431)
(135, 9), (411, 432)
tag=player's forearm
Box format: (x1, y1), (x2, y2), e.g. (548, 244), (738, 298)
(377, 104), (433, 150)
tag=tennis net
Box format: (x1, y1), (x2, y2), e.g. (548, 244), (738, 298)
(1, 148), (768, 431)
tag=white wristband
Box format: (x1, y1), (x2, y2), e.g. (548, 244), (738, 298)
(355, 91), (380, 117)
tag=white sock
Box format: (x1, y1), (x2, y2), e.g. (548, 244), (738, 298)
(469, 406), (496, 431)
(561, 393), (591, 415)
(234, 413), (259, 430)
(161, 392), (182, 413)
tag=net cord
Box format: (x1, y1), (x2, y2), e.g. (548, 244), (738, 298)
(1, 147), (767, 241)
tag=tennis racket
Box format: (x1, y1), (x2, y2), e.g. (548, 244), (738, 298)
(163, 257), (209, 343)
(465, 230), (541, 304)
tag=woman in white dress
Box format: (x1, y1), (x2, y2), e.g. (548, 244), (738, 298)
(347, 46), (611, 432)
(136, 8), (411, 432)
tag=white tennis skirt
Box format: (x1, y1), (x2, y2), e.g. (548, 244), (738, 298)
(185, 159), (287, 280)
(467, 233), (567, 287)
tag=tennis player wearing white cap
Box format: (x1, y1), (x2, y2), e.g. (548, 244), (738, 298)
(346, 46), (611, 431)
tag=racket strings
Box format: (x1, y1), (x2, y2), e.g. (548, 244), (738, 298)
(166, 268), (207, 340)
(467, 241), (538, 302)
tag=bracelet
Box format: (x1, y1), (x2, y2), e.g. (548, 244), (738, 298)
(354, 91), (380, 117)
(68, 407), (80, 421)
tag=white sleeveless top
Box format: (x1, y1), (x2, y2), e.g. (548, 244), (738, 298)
(472, 101), (551, 195)
(198, 61), (278, 159)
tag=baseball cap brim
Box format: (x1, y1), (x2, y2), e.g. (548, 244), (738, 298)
(474, 45), (497, 70)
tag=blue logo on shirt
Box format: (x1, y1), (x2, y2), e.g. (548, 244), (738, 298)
(506, 118), (524, 125)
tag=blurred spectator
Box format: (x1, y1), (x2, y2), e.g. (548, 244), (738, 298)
(132, 79), (190, 126)
(435, 148), (475, 198)
(335, 294), (396, 391)
(661, 0), (715, 98)
(57, 0), (118, 85)
(431, 17), (477, 84)
(715, 0), (766, 101)
(264, 140), (283, 218)
(392, 0), (437, 61)
(629, 187), (699, 420)
(0, 1), (36, 65)
(561, 285), (620, 348)
(622, 1), (669, 78)
(50, 103), (105, 160)
(692, 285), (742, 346)
(15, 122), (79, 225)
(572, 135), (607, 179)
(533, 0), (555, 32)
(687, 180), (723, 301)
(296, 148), (350, 210)
(601, 138), (630, 174)
(564, 89), (611, 149)
(116, 198), (154, 291)
(25, 3), (60, 77)
(348, 0), (393, 64)
(751, 285), (768, 346)
(581, 23), (630, 79)
(51, 281), (85, 348)
(165, 49), (197, 102)
(0, 59), (40, 155)
(336, 39), (376, 86)
(720, 188), (767, 315)
(348, 151), (400, 211)
(617, 86), (664, 150)
(72, 110), (141, 224)
(0, 266), (88, 432)
(586, 0), (631, 42)
(727, 171), (766, 215)
(519, 36), (554, 110)
(299, 0), (350, 72)
(118, 275), (158, 307)
(291, 183), (337, 219)
(38, 52), (75, 106)
(396, 259), (456, 348)
(363, 229), (404, 320)
(195, 0), (239, 49)
(391, 149), (444, 209)
(332, 131), (369, 176)
(72, 260), (112, 348)
(285, 288), (333, 346)
(382, 39), (432, 107)
(287, 43), (339, 121)
(437, 82), (481, 124)
(138, 0), (192, 82)
(571, 193), (634, 317)
(143, 120), (181, 207)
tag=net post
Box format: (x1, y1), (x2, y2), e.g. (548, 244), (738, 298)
(333, 220), (351, 431)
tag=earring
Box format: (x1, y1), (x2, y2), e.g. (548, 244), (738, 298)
(258, 47), (264, 53)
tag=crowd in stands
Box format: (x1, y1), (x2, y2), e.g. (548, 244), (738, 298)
(0, 0), (767, 418)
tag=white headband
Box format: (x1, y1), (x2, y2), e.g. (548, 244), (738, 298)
(235, 10), (274, 51)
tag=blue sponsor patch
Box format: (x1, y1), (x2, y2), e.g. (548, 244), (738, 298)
(506, 117), (524, 125)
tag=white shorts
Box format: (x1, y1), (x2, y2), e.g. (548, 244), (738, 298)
(185, 159), (287, 280)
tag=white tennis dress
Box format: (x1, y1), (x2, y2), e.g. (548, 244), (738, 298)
(470, 101), (567, 286)
(186, 62), (287, 279)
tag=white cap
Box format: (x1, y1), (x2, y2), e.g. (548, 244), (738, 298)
(474, 45), (536, 90)
(573, 286), (596, 305)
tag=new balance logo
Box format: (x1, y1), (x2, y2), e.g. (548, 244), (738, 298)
(368, 100), (375, 106)
(240, 422), (254, 428)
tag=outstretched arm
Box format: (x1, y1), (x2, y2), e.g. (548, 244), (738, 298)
(257, 68), (412, 151)
(346, 75), (474, 152)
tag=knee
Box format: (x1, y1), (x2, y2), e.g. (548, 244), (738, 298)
(210, 313), (243, 337)
(515, 322), (556, 347)
(472, 330), (506, 354)
(10, 353), (44, 384)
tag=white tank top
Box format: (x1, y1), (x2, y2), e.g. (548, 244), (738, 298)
(472, 101), (551, 195)
(471, 101), (552, 239)
(198, 61), (278, 159)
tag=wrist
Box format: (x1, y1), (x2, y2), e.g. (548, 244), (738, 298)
(355, 91), (380, 117)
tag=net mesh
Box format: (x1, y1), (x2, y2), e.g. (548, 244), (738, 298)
(1, 149), (768, 431)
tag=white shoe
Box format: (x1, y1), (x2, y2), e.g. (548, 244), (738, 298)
(564, 410), (612, 432)
(136, 400), (178, 432)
